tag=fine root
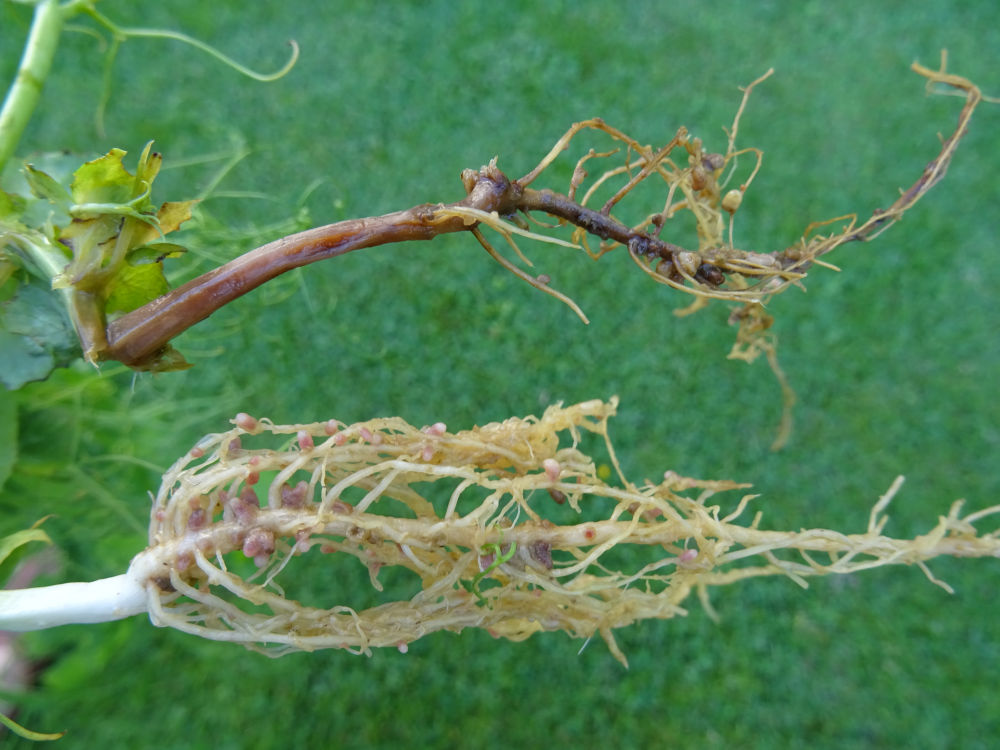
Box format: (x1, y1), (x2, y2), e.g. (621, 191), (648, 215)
(506, 53), (984, 325)
(133, 400), (1000, 666)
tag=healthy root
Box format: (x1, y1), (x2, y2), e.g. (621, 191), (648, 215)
(128, 400), (1000, 666)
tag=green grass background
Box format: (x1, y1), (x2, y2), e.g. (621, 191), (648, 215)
(2, 0), (999, 747)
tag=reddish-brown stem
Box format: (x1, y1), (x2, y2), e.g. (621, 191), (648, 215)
(105, 166), (520, 368)
(100, 55), (981, 372)
(106, 208), (443, 367)
(518, 186), (686, 259)
(102, 163), (692, 370)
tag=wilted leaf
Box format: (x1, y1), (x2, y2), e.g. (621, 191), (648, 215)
(130, 199), (197, 247)
(56, 215), (120, 281)
(137, 343), (192, 373)
(155, 199), (197, 234)
(58, 146), (192, 297)
(134, 141), (162, 190)
(2, 147), (193, 373)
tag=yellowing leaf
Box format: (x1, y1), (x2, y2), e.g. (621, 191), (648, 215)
(130, 199), (197, 247)
(156, 199), (197, 234)
(70, 148), (136, 206)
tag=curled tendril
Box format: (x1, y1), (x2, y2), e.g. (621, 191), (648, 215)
(75, 5), (299, 136)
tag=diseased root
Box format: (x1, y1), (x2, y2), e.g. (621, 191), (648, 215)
(98, 54), (988, 402)
(456, 53), (984, 449)
(131, 400), (1000, 666)
(499, 53), (983, 325)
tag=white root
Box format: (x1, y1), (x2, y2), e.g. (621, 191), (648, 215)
(3, 400), (998, 668)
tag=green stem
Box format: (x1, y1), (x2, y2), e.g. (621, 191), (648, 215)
(0, 0), (68, 173)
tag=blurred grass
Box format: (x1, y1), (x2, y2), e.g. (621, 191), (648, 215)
(1, 0), (999, 747)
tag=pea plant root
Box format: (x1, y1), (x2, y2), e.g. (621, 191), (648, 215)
(2, 400), (998, 666)
(2, 48), (995, 668)
(101, 54), (984, 382)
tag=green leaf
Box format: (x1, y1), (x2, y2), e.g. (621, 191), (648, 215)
(7, 152), (81, 191)
(0, 712), (66, 741)
(0, 279), (79, 389)
(125, 242), (187, 265)
(0, 187), (27, 221)
(0, 516), (52, 587)
(23, 164), (72, 208)
(2, 152), (85, 233)
(0, 329), (52, 388)
(0, 259), (14, 289)
(0, 387), (15, 490)
(103, 260), (169, 314)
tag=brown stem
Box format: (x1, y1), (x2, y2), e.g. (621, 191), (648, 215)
(518, 186), (686, 259)
(100, 53), (980, 373)
(104, 165), (520, 368)
(102, 161), (691, 370)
